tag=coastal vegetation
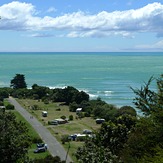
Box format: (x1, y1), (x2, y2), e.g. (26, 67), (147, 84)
(0, 73), (162, 162)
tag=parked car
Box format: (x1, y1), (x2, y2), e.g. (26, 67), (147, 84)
(48, 120), (58, 125)
(83, 129), (92, 134)
(37, 143), (47, 149)
(34, 147), (46, 153)
(96, 118), (105, 124)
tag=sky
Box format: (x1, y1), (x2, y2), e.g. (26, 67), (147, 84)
(0, 0), (163, 52)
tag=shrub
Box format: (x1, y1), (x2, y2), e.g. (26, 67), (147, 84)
(56, 108), (61, 111)
(76, 136), (87, 142)
(6, 104), (15, 110)
(61, 134), (69, 144)
(32, 137), (42, 143)
(84, 112), (91, 117)
(33, 94), (39, 100)
(0, 101), (4, 106)
(78, 112), (84, 119)
(60, 115), (66, 120)
(69, 115), (73, 121)
(43, 99), (49, 104)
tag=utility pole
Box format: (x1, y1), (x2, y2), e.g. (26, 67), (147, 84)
(65, 141), (71, 163)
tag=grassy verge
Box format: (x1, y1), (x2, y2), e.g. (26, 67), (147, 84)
(4, 98), (50, 160)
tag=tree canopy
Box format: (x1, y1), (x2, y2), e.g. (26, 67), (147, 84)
(10, 74), (27, 89)
(0, 111), (31, 162)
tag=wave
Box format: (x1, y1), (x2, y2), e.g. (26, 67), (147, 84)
(89, 93), (99, 99)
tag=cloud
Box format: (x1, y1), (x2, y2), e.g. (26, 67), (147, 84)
(0, 2), (163, 38)
(47, 7), (57, 13)
(29, 33), (54, 37)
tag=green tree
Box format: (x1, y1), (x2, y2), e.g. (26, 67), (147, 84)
(0, 111), (31, 162)
(10, 74), (27, 89)
(117, 105), (137, 117)
(33, 155), (66, 163)
(121, 75), (163, 162)
(31, 84), (49, 99)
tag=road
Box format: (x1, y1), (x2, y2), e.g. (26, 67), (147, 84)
(8, 97), (72, 163)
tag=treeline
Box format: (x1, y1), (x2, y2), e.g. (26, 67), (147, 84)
(0, 74), (136, 122)
(0, 84), (89, 105)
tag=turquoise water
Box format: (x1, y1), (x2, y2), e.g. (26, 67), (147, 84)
(0, 52), (163, 107)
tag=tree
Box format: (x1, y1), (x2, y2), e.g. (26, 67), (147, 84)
(31, 84), (49, 99)
(117, 106), (137, 117)
(121, 75), (163, 162)
(10, 74), (27, 89)
(33, 155), (66, 163)
(0, 88), (9, 101)
(0, 111), (31, 162)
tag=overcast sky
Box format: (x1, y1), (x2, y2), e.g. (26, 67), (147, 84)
(0, 0), (163, 52)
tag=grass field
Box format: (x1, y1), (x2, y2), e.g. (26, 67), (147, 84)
(16, 99), (101, 162)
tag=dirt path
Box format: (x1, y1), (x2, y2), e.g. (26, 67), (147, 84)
(8, 97), (72, 163)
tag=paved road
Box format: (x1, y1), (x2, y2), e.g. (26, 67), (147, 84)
(8, 97), (72, 163)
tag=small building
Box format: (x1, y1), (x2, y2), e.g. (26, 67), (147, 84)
(42, 111), (47, 117)
(76, 108), (82, 114)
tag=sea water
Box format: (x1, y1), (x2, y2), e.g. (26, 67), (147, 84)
(0, 52), (163, 107)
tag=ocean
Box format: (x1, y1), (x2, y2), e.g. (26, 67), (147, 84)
(0, 52), (163, 108)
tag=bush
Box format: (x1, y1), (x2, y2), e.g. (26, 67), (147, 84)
(6, 104), (15, 110)
(33, 94), (39, 100)
(43, 99), (49, 104)
(69, 115), (73, 121)
(0, 101), (4, 106)
(32, 137), (42, 143)
(84, 112), (91, 117)
(56, 108), (61, 111)
(76, 136), (87, 142)
(34, 155), (66, 163)
(61, 135), (69, 144)
(78, 112), (84, 119)
(60, 115), (66, 120)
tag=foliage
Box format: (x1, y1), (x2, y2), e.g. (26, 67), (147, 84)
(75, 140), (118, 163)
(93, 104), (118, 121)
(75, 115), (136, 162)
(130, 76), (158, 115)
(10, 74), (27, 89)
(121, 75), (163, 162)
(69, 115), (73, 121)
(61, 135), (70, 144)
(51, 86), (89, 105)
(0, 111), (31, 162)
(6, 104), (15, 110)
(0, 88), (9, 101)
(32, 84), (50, 99)
(69, 102), (79, 112)
(60, 115), (66, 120)
(117, 105), (137, 117)
(33, 155), (66, 163)
(76, 75), (163, 163)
